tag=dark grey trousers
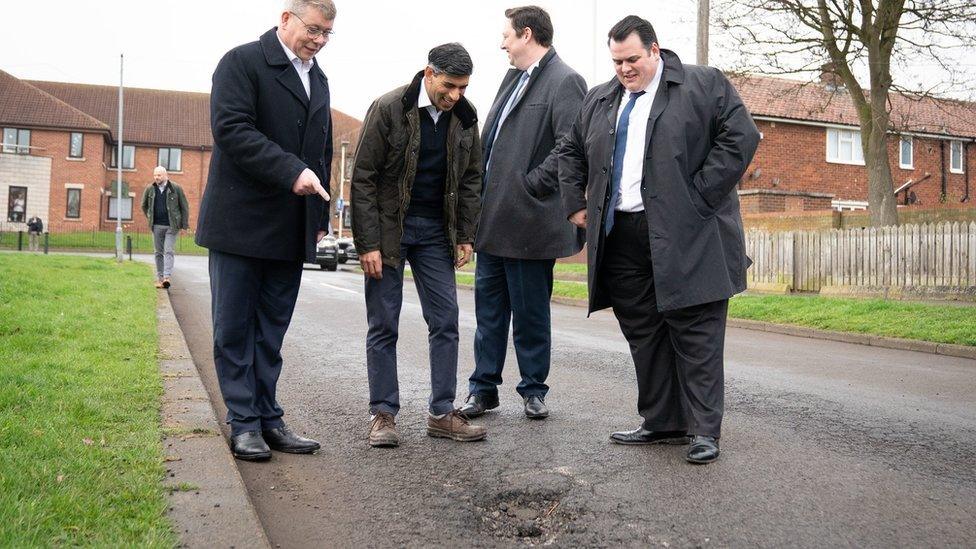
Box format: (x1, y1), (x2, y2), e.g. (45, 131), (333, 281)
(599, 211), (728, 438)
(364, 216), (459, 416)
(209, 250), (303, 436)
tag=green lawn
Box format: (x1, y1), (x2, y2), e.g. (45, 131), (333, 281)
(451, 270), (975, 346)
(0, 254), (176, 546)
(0, 230), (206, 255)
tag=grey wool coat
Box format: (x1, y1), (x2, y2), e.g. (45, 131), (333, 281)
(475, 48), (586, 260)
(559, 49), (760, 313)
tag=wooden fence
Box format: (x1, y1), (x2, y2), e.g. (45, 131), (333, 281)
(746, 221), (976, 294)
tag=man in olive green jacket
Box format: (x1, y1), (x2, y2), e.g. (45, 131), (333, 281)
(141, 166), (190, 288)
(351, 43), (483, 448)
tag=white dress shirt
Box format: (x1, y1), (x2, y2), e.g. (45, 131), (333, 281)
(614, 58), (665, 213)
(277, 33), (313, 99)
(417, 80), (443, 123)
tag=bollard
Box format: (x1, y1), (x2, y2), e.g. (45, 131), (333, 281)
(126, 235), (133, 261)
(44, 232), (49, 255)
(17, 230), (23, 251)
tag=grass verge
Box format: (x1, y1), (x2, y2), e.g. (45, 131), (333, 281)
(449, 270), (975, 346)
(0, 230), (206, 255)
(0, 254), (176, 546)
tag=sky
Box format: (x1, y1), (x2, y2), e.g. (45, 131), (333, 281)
(0, 0), (971, 125)
(0, 0), (700, 122)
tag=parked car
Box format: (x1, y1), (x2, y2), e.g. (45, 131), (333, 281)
(337, 237), (358, 264)
(316, 235), (339, 271)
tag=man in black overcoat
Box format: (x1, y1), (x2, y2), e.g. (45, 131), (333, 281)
(559, 16), (760, 464)
(195, 0), (336, 461)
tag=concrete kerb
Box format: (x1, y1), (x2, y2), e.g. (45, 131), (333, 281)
(449, 281), (976, 362)
(157, 291), (272, 549)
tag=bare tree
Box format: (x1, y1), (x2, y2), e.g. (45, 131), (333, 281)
(716, 0), (976, 226)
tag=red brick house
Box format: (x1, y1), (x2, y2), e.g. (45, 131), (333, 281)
(732, 74), (975, 213)
(0, 69), (360, 234)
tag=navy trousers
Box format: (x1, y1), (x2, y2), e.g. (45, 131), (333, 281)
(364, 216), (460, 416)
(209, 250), (302, 436)
(469, 251), (555, 399)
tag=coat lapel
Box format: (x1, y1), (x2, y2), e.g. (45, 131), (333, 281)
(308, 64), (328, 118)
(276, 67), (310, 109)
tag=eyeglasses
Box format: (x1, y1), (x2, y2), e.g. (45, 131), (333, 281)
(289, 11), (334, 40)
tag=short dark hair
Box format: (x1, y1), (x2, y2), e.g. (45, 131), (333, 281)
(504, 5), (554, 48)
(607, 15), (658, 50)
(428, 43), (474, 76)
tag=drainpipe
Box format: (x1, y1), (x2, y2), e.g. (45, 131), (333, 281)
(963, 142), (971, 203)
(940, 140), (947, 201)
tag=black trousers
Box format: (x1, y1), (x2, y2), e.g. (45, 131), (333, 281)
(209, 250), (303, 436)
(599, 211), (728, 438)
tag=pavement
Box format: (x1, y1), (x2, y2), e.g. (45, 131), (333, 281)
(155, 254), (975, 548)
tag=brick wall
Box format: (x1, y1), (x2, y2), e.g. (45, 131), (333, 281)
(743, 120), (974, 207)
(742, 203), (976, 231)
(27, 129), (106, 231)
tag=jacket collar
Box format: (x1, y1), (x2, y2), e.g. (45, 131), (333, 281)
(401, 70), (478, 130)
(597, 48), (684, 103)
(261, 27), (329, 113)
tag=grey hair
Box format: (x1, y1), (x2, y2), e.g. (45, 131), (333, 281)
(427, 43), (474, 77)
(285, 0), (336, 20)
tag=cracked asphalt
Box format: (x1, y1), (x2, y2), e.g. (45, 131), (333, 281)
(165, 255), (976, 548)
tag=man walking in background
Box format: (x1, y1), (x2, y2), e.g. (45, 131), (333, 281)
(26, 214), (43, 252)
(559, 16), (759, 464)
(461, 6), (586, 420)
(196, 0), (335, 461)
(352, 43), (485, 448)
(141, 166), (189, 288)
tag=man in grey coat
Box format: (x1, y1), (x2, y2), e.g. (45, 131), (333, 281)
(460, 5), (586, 421)
(559, 16), (759, 463)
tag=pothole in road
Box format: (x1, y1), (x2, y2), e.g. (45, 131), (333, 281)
(476, 489), (581, 544)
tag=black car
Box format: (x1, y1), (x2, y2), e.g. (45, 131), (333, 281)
(337, 237), (358, 264)
(316, 236), (339, 271)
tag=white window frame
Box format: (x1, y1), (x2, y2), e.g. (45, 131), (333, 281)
(950, 141), (965, 174)
(826, 128), (865, 166)
(110, 145), (135, 170)
(157, 147), (182, 172)
(107, 194), (134, 221)
(899, 136), (913, 169)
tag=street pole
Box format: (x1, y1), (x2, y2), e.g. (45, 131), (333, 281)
(337, 141), (348, 239)
(697, 0), (710, 66)
(115, 53), (124, 262)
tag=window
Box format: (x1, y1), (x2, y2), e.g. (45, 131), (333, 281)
(66, 188), (82, 218)
(110, 145), (135, 169)
(157, 147), (182, 171)
(950, 141), (965, 174)
(3, 128), (30, 154)
(7, 186), (27, 222)
(899, 136), (913, 169)
(826, 128), (865, 165)
(107, 196), (133, 221)
(69, 132), (84, 158)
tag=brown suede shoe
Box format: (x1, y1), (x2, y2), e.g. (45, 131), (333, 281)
(368, 412), (399, 448)
(427, 410), (487, 442)
(154, 279), (164, 289)
(162, 277), (171, 289)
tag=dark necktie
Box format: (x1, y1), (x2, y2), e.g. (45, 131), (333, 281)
(604, 90), (646, 236)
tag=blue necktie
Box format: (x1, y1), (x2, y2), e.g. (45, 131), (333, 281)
(485, 71), (530, 171)
(604, 90), (646, 236)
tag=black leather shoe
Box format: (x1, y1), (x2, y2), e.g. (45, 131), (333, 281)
(458, 393), (499, 418)
(231, 431), (272, 461)
(262, 425), (320, 454)
(523, 395), (549, 419)
(685, 435), (720, 464)
(609, 427), (690, 446)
